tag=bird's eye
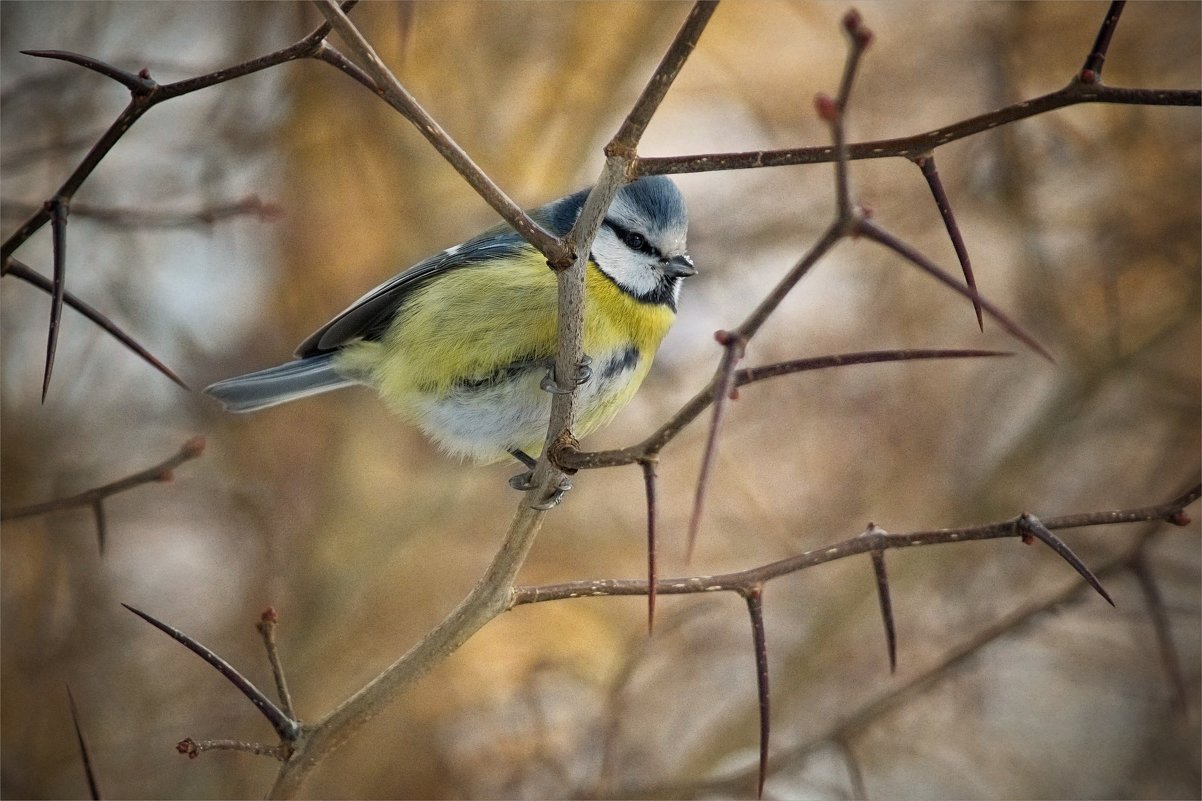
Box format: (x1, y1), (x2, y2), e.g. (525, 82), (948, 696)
(622, 231), (647, 251)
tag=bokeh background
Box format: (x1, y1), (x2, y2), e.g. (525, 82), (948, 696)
(2, 2), (1198, 798)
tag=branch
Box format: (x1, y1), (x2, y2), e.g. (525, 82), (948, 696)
(1, 437), (206, 554)
(557, 349), (1013, 472)
(511, 482), (1200, 606)
(311, 0), (569, 267)
(634, 83), (1200, 177)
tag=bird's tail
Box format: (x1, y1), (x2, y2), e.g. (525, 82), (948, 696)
(204, 353), (353, 412)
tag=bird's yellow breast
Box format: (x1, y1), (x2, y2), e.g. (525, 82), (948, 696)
(335, 248), (675, 450)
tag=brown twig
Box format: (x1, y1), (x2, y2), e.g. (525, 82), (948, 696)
(177, 737), (290, 762)
(311, 0), (569, 267)
(742, 585), (770, 799)
(1, 196), (282, 229)
(511, 482), (1200, 606)
(256, 608), (297, 721)
(1080, 1), (1125, 81)
(2, 6), (353, 395)
(634, 84), (1199, 177)
(1, 437), (205, 553)
(560, 349), (1013, 473)
(1128, 550), (1189, 717)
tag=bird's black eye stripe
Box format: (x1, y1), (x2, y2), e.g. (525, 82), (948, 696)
(605, 219), (659, 257)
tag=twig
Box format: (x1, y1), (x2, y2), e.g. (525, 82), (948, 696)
(1080, 1), (1125, 81)
(177, 737), (289, 761)
(559, 349), (1013, 472)
(311, 0), (569, 267)
(742, 585), (770, 799)
(510, 482), (1201, 606)
(257, 608), (297, 720)
(634, 84), (1199, 177)
(1128, 550), (1189, 717)
(1, 437), (206, 550)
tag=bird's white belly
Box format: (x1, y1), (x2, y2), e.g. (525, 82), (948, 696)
(411, 346), (642, 463)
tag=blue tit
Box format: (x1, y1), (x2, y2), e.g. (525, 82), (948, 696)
(205, 175), (694, 477)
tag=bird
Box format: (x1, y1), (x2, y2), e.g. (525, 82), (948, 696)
(204, 175), (694, 502)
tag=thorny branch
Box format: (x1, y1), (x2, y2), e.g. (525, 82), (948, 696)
(6, 1), (1198, 798)
(511, 483), (1199, 796)
(624, 525), (1185, 799)
(1, 436), (205, 553)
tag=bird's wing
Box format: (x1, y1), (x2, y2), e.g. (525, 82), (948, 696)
(294, 230), (526, 357)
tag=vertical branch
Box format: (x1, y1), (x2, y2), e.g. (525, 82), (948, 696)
(610, 1), (719, 152)
(1080, 1), (1126, 81)
(641, 458), (660, 633)
(742, 585), (770, 799)
(257, 608), (297, 720)
(685, 330), (746, 561)
(1128, 550), (1189, 716)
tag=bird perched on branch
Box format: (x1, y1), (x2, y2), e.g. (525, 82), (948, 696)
(205, 176), (694, 501)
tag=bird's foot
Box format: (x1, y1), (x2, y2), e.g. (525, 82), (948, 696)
(539, 354), (592, 395)
(507, 449), (573, 509)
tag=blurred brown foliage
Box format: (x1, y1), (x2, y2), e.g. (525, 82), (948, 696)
(2, 2), (1198, 798)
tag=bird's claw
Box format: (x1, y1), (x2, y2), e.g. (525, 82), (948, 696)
(508, 470), (573, 509)
(540, 354), (592, 395)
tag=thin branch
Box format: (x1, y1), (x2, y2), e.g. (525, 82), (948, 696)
(66, 685), (102, 800)
(1128, 551), (1189, 716)
(1080, 1), (1125, 81)
(256, 608), (297, 721)
(856, 218), (1053, 362)
(311, 0), (569, 266)
(177, 737), (289, 761)
(634, 83), (1200, 177)
(558, 349), (1012, 472)
(742, 585), (770, 799)
(122, 604), (300, 742)
(2, 196), (282, 229)
(20, 49), (156, 92)
(1, 436), (205, 526)
(510, 482), (1200, 605)
(611, 1), (718, 155)
(1, 258), (189, 390)
(269, 502), (549, 798)
(641, 458), (660, 634)
(624, 530), (1182, 798)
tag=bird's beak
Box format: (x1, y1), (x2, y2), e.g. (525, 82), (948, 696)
(663, 253), (696, 278)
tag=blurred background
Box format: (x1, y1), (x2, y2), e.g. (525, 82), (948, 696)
(2, 2), (1198, 798)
